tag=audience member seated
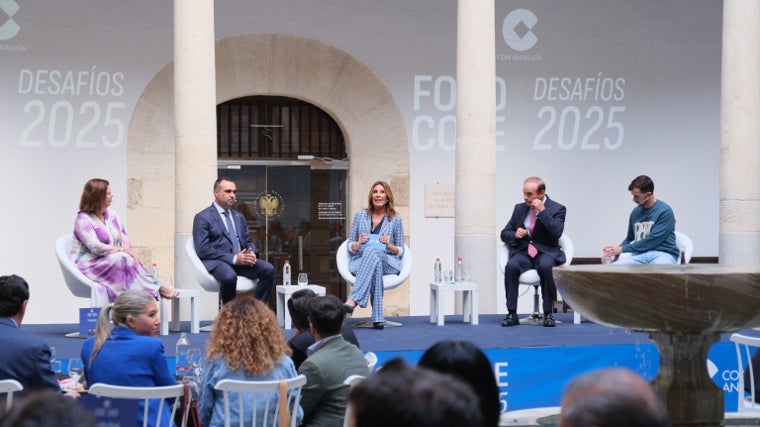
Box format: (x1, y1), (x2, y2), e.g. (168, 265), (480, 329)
(198, 296), (302, 427)
(192, 178), (275, 305)
(342, 181), (406, 329)
(559, 367), (669, 427)
(287, 288), (360, 369)
(0, 274), (61, 396)
(70, 178), (178, 301)
(81, 290), (177, 427)
(347, 359), (483, 427)
(418, 340), (500, 427)
(0, 390), (96, 427)
(298, 295), (369, 426)
(346, 358), (483, 427)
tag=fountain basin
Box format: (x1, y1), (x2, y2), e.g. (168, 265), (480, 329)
(553, 264), (760, 427)
(553, 264), (760, 333)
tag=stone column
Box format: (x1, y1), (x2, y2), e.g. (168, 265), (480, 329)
(720, 0), (760, 264)
(174, 0), (219, 318)
(455, 0), (497, 313)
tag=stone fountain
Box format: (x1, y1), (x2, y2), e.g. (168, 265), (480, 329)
(553, 264), (760, 427)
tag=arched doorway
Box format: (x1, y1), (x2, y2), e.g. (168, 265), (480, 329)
(217, 96), (349, 298)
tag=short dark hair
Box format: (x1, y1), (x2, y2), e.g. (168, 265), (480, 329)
(418, 340), (501, 427)
(214, 177), (234, 191)
(0, 390), (96, 427)
(287, 288), (317, 330)
(0, 274), (29, 317)
(628, 175), (654, 194)
(307, 295), (344, 336)
(349, 358), (484, 427)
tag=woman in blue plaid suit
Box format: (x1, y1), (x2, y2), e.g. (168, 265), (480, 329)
(342, 181), (405, 329)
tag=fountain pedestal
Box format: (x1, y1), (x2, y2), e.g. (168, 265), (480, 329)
(650, 332), (723, 426)
(553, 264), (760, 427)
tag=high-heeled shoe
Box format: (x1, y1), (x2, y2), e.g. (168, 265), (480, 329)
(372, 322), (385, 330)
(342, 304), (356, 315)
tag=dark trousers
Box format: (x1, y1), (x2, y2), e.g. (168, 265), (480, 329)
(210, 260), (275, 304)
(504, 251), (558, 314)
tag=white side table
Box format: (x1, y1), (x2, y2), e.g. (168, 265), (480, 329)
(276, 285), (326, 329)
(160, 289), (200, 335)
(429, 281), (479, 326)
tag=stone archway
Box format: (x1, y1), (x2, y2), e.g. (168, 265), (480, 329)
(127, 33), (410, 316)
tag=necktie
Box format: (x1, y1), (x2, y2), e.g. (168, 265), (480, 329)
(528, 209), (538, 258)
(223, 210), (242, 253)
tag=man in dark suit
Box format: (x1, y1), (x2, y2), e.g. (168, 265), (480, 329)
(287, 288), (360, 369)
(500, 176), (566, 327)
(298, 295), (369, 426)
(0, 274), (61, 394)
(192, 177), (275, 305)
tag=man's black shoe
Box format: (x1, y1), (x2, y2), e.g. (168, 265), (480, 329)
(501, 313), (519, 327)
(543, 313), (556, 327)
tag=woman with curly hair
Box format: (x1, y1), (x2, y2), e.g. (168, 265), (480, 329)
(198, 296), (303, 427)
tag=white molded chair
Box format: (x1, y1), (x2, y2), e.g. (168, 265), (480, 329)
(336, 241), (413, 289)
(185, 236), (258, 298)
(730, 333), (760, 413)
(214, 374), (307, 427)
(364, 351), (378, 373)
(0, 379), (23, 412)
(55, 235), (109, 337)
(674, 231), (694, 264)
(55, 235), (108, 307)
(87, 383), (186, 427)
(498, 234), (576, 324)
(335, 240), (413, 327)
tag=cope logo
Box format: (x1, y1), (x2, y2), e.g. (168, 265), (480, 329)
(502, 9), (538, 52)
(0, 0), (20, 40)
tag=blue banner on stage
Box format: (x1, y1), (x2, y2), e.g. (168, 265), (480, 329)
(373, 342), (748, 413)
(79, 307), (101, 337)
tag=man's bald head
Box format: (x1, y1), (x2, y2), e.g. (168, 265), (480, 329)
(559, 368), (669, 427)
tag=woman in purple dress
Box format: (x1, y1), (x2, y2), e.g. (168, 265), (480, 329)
(69, 178), (178, 302)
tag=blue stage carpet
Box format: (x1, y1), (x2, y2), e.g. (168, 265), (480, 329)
(28, 312), (653, 359)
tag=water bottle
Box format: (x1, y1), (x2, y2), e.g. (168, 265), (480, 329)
(283, 260), (291, 286)
(152, 263), (159, 283)
(455, 256), (463, 282)
(175, 332), (190, 377)
(434, 258), (442, 283)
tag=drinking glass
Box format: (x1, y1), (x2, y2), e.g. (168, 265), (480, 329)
(52, 360), (62, 381)
(68, 359), (84, 383)
(297, 273), (308, 286)
(187, 348), (202, 377)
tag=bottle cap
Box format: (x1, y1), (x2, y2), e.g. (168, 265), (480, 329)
(457, 255), (462, 260)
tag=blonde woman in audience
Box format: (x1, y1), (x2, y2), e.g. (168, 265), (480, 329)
(81, 290), (177, 427)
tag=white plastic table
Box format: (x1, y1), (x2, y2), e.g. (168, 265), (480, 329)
(429, 281), (479, 326)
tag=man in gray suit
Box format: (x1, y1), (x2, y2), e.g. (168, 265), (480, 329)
(298, 295), (369, 427)
(0, 274), (60, 395)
